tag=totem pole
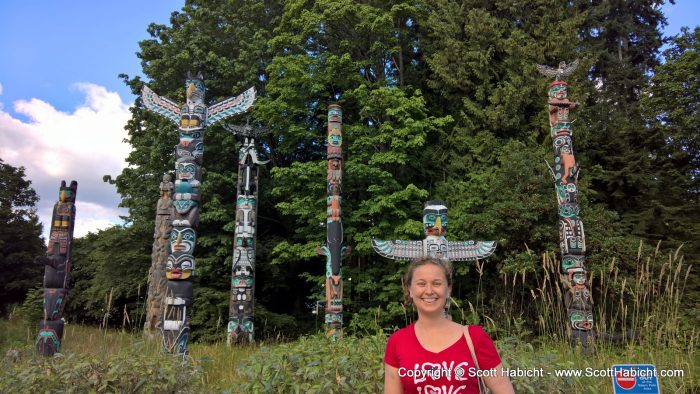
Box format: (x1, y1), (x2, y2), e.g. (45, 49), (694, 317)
(316, 104), (350, 339)
(223, 123), (270, 345)
(372, 200), (496, 262)
(144, 174), (174, 337)
(536, 60), (594, 345)
(141, 73), (255, 354)
(35, 180), (77, 356)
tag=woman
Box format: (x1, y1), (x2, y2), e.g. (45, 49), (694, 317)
(384, 257), (514, 393)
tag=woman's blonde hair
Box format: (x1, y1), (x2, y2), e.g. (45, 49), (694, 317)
(403, 257), (453, 306)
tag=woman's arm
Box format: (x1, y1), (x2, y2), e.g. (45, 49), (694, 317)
(482, 363), (515, 394)
(384, 363), (403, 394)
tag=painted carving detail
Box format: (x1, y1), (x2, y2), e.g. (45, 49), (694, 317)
(141, 73), (255, 354)
(316, 105), (351, 340)
(372, 201), (497, 262)
(538, 60), (594, 341)
(35, 180), (77, 356)
(224, 123), (269, 345)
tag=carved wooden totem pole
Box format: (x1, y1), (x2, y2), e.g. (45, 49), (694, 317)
(144, 174), (174, 337)
(537, 60), (593, 345)
(35, 180), (77, 356)
(224, 124), (270, 345)
(373, 200), (497, 262)
(316, 104), (350, 339)
(142, 73), (255, 354)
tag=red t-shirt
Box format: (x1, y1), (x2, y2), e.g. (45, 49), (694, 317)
(384, 323), (502, 394)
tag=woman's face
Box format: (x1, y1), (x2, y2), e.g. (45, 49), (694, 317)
(409, 263), (450, 316)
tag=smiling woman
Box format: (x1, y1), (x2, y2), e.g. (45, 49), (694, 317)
(384, 257), (515, 394)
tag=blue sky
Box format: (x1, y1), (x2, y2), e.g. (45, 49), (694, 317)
(0, 0), (182, 118)
(0, 0), (697, 240)
(0, 0), (183, 239)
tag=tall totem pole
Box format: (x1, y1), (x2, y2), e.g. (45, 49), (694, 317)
(35, 180), (77, 356)
(316, 104), (350, 339)
(372, 200), (497, 262)
(141, 73), (255, 354)
(223, 124), (270, 345)
(537, 60), (594, 345)
(144, 174), (174, 336)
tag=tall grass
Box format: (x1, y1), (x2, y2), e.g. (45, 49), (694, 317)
(462, 241), (698, 392)
(527, 242), (695, 352)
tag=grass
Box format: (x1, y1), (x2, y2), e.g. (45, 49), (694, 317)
(0, 317), (697, 393)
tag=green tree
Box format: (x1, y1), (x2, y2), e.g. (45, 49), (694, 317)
(574, 0), (667, 236)
(641, 27), (700, 254)
(67, 226), (151, 327)
(0, 159), (44, 315)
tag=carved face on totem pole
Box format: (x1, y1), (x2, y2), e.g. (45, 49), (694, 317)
(180, 74), (206, 129)
(172, 204), (199, 235)
(228, 317), (254, 336)
(561, 254), (585, 271)
(549, 82), (568, 100)
(328, 105), (342, 123)
(328, 127), (342, 146)
(328, 159), (342, 194)
(569, 309), (594, 330)
(176, 141), (204, 164)
(422, 201), (449, 259)
(178, 130), (203, 149)
(327, 105), (343, 159)
(166, 254), (194, 280)
(170, 227), (196, 254)
(59, 181), (77, 203)
(35, 325), (62, 356)
(177, 159), (199, 182)
(232, 267), (253, 290)
(568, 268), (587, 288)
(423, 201), (448, 237)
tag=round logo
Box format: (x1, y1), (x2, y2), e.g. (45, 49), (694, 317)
(615, 370), (636, 390)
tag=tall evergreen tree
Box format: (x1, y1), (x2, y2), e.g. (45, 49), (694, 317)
(574, 0), (667, 237)
(641, 27), (700, 254)
(0, 159), (44, 315)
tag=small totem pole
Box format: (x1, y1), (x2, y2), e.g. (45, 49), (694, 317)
(141, 73), (255, 354)
(223, 123), (270, 345)
(372, 200), (496, 261)
(35, 180), (77, 356)
(537, 60), (594, 345)
(144, 174), (174, 337)
(316, 104), (350, 339)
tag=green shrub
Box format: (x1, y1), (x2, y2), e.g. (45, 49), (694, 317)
(0, 343), (203, 393)
(13, 286), (43, 324)
(237, 333), (386, 393)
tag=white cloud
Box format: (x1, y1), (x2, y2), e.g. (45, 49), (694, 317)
(73, 201), (127, 238)
(0, 83), (131, 241)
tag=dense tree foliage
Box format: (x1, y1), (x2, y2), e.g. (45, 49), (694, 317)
(641, 27), (700, 253)
(0, 159), (44, 315)
(57, 0), (697, 340)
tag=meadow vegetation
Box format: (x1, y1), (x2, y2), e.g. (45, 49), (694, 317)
(1, 244), (696, 393)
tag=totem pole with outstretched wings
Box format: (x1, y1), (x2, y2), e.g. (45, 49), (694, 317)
(372, 200), (496, 262)
(141, 73), (255, 354)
